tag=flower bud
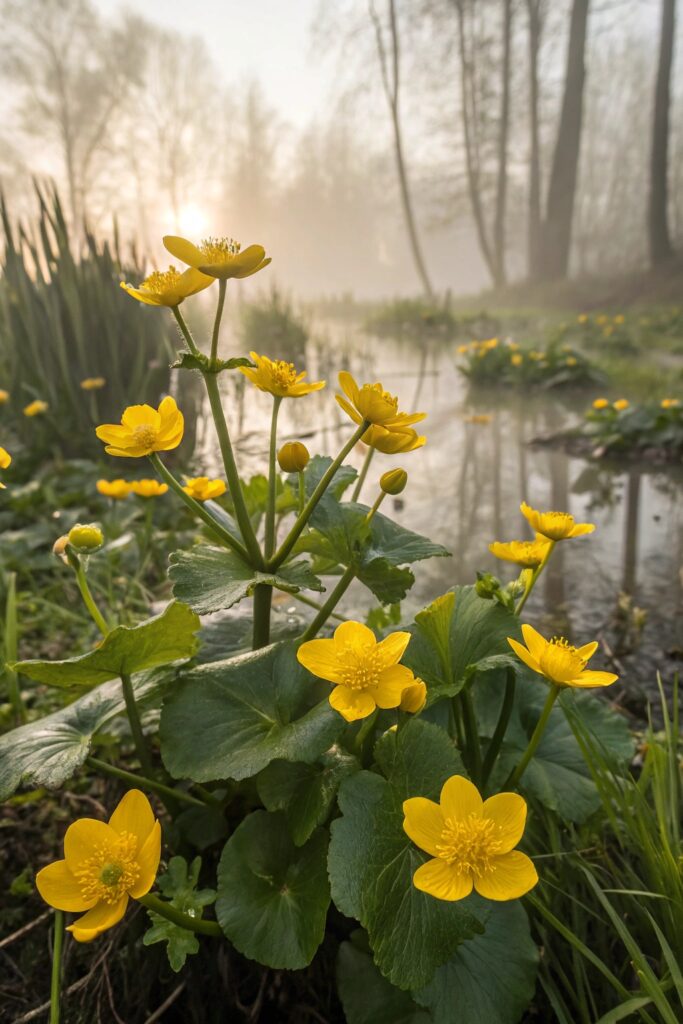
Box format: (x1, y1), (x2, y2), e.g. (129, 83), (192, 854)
(67, 523), (104, 552)
(475, 572), (500, 600)
(277, 441), (310, 473)
(399, 679), (427, 713)
(52, 535), (70, 558)
(380, 468), (407, 496)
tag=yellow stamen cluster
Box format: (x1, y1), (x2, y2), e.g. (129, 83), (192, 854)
(72, 832), (139, 906)
(338, 645), (381, 691)
(132, 424), (159, 448)
(362, 383), (398, 411)
(538, 637), (586, 683)
(436, 814), (502, 876)
(140, 267), (182, 295)
(199, 237), (241, 263)
(268, 360), (299, 390)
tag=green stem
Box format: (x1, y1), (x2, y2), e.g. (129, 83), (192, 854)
(148, 453), (249, 561)
(481, 667), (516, 789)
(265, 396), (282, 558)
(202, 372), (263, 567)
(297, 470), (305, 514)
(50, 910), (64, 1024)
(351, 445), (374, 501)
(460, 687), (482, 786)
(120, 672), (154, 778)
(74, 562), (110, 636)
(300, 566), (356, 641)
(353, 708), (378, 755)
(515, 541), (555, 616)
(137, 893), (223, 937)
(506, 684), (560, 789)
(4, 572), (26, 725)
(269, 420), (370, 570)
(292, 591), (346, 623)
(86, 757), (210, 808)
(209, 279), (227, 365)
(172, 305), (200, 356)
(252, 584), (272, 650)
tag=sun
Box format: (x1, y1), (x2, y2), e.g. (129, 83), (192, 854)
(173, 203), (208, 238)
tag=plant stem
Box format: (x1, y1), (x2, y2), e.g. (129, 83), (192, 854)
(351, 445), (374, 501)
(209, 279), (227, 366)
(481, 667), (516, 790)
(515, 541), (555, 615)
(269, 420), (369, 570)
(202, 372), (263, 567)
(252, 584), (272, 650)
(86, 757), (210, 808)
(50, 910), (64, 1024)
(292, 591), (346, 623)
(137, 893), (223, 937)
(171, 305), (200, 356)
(506, 684), (560, 789)
(4, 572), (26, 725)
(120, 672), (154, 778)
(74, 563), (110, 636)
(460, 686), (482, 786)
(353, 708), (378, 755)
(300, 566), (356, 641)
(265, 396), (282, 559)
(297, 470), (305, 514)
(148, 453), (249, 561)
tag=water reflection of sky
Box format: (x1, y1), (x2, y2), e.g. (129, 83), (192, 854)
(196, 322), (682, 704)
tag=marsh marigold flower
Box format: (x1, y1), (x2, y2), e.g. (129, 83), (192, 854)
(163, 235), (271, 280)
(0, 445), (11, 489)
(336, 372), (426, 453)
(121, 265), (213, 307)
(661, 398), (679, 409)
(520, 501), (595, 541)
(97, 479), (132, 500)
(36, 789), (161, 942)
(278, 441), (310, 473)
(592, 398), (609, 410)
(96, 397), (183, 458)
(403, 775), (538, 901)
(24, 399), (48, 417)
(508, 623), (618, 689)
(0, 389), (9, 403)
(399, 678), (427, 713)
(182, 477), (226, 501)
(297, 620), (421, 722)
(80, 377), (106, 391)
(130, 479), (168, 498)
(613, 399), (629, 411)
(511, 353), (523, 367)
(240, 352), (325, 398)
(489, 537), (551, 568)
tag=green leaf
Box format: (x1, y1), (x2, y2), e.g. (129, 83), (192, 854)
(216, 810), (330, 969)
(257, 748), (359, 845)
(328, 720), (482, 990)
(303, 454), (358, 500)
(13, 601), (199, 690)
(169, 545), (323, 615)
(171, 351), (252, 373)
(414, 898), (539, 1024)
(160, 642), (343, 783)
(142, 856), (216, 972)
(338, 939), (431, 1024)
(0, 670), (169, 799)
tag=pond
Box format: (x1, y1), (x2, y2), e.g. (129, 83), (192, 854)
(196, 319), (683, 714)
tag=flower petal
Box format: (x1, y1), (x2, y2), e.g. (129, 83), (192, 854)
(474, 850), (538, 901)
(568, 523), (595, 537)
(35, 859), (94, 912)
(120, 285), (162, 306)
(576, 641), (599, 661)
(335, 394), (362, 425)
(520, 623), (546, 662)
(108, 789), (155, 851)
(328, 685), (376, 722)
(440, 775), (482, 822)
(234, 256), (272, 279)
(402, 797), (444, 856)
(296, 638), (343, 683)
(129, 820), (161, 898)
(64, 819), (118, 868)
(180, 267), (215, 296)
(68, 895), (129, 942)
(482, 792), (527, 853)
(338, 371), (359, 405)
(372, 664), (415, 708)
(413, 859), (473, 901)
(570, 670), (619, 688)
(163, 235), (203, 268)
(507, 637), (542, 675)
(121, 404), (159, 429)
(375, 630), (411, 668)
(333, 620), (375, 650)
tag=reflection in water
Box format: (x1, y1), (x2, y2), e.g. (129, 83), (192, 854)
(194, 322), (682, 698)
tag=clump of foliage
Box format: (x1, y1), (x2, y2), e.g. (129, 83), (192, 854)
(240, 287), (308, 363)
(577, 398), (683, 461)
(456, 336), (602, 389)
(365, 297), (464, 339)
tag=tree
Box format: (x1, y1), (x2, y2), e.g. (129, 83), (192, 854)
(648, 0), (677, 266)
(525, 0), (545, 279)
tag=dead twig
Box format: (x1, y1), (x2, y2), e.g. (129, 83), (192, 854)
(0, 910), (51, 950)
(143, 981), (186, 1024)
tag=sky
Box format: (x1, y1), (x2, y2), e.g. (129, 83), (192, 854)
(94, 0), (331, 128)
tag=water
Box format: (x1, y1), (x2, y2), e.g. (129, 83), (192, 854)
(196, 321), (683, 711)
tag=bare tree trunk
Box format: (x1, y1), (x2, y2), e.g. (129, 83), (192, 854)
(649, 0), (676, 266)
(370, 0), (435, 298)
(539, 0), (590, 281)
(493, 0), (513, 286)
(526, 0), (543, 279)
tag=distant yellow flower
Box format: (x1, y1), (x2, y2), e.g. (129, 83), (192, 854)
(661, 398), (680, 409)
(464, 414), (492, 425)
(80, 377), (106, 391)
(0, 389), (9, 403)
(96, 397), (184, 458)
(277, 441), (310, 473)
(565, 356), (577, 366)
(403, 775), (538, 902)
(297, 620), (417, 722)
(614, 314), (625, 324)
(121, 265), (214, 307)
(489, 537), (551, 568)
(511, 353), (523, 367)
(482, 337), (499, 349)
(182, 477), (226, 501)
(97, 479), (132, 500)
(592, 398), (609, 410)
(520, 501), (595, 541)
(36, 789), (161, 942)
(239, 352), (325, 398)
(163, 236), (271, 281)
(456, 344), (469, 355)
(130, 479), (168, 498)
(613, 399), (629, 411)
(0, 447), (11, 470)
(337, 372), (426, 453)
(596, 315), (608, 326)
(24, 400), (48, 417)
(508, 623), (618, 689)
(577, 314), (588, 324)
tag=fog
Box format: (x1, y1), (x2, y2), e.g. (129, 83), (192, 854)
(0, 0), (679, 298)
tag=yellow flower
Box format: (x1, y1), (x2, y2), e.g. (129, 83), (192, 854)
(130, 479), (169, 498)
(614, 314), (625, 324)
(520, 501), (595, 541)
(80, 377), (106, 391)
(68, 523), (104, 551)
(403, 775), (538, 902)
(0, 389), (9, 403)
(24, 399), (48, 417)
(592, 398), (609, 410)
(565, 356), (577, 366)
(596, 315), (608, 326)
(239, 352), (325, 398)
(511, 353), (523, 367)
(277, 441), (310, 473)
(489, 537), (551, 568)
(464, 414), (492, 425)
(97, 479), (132, 500)
(0, 446), (11, 470)
(508, 624), (618, 688)
(297, 620), (417, 722)
(613, 399), (629, 411)
(399, 678), (427, 713)
(121, 265), (213, 307)
(456, 344), (469, 355)
(182, 476), (226, 501)
(96, 397), (184, 458)
(36, 789), (161, 942)
(661, 398), (680, 409)
(163, 235), (271, 280)
(336, 372), (426, 453)
(361, 423), (425, 453)
(577, 314), (588, 324)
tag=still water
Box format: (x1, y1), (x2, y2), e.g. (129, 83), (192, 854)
(195, 322), (682, 710)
